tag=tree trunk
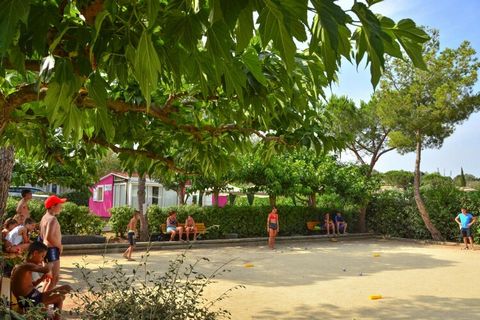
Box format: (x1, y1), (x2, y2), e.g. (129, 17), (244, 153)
(137, 175), (149, 241)
(413, 136), (443, 241)
(178, 181), (186, 205)
(213, 190), (219, 207)
(269, 194), (276, 207)
(198, 191), (204, 207)
(308, 192), (316, 208)
(0, 146), (15, 218)
(358, 206), (367, 233)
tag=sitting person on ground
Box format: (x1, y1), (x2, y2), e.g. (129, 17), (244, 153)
(455, 207), (477, 250)
(184, 214), (198, 241)
(11, 241), (72, 320)
(5, 218), (36, 253)
(324, 213), (335, 235)
(2, 217), (19, 253)
(334, 212), (348, 234)
(13, 213), (26, 226)
(123, 210), (140, 261)
(166, 210), (183, 241)
(2, 217), (18, 240)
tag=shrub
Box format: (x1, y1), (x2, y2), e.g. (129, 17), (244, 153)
(57, 203), (105, 235)
(367, 188), (480, 243)
(3, 197), (102, 235)
(59, 191), (91, 206)
(72, 252), (242, 319)
(109, 206), (135, 237)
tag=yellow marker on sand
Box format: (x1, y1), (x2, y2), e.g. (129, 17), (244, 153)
(373, 253), (381, 257)
(244, 263), (254, 268)
(369, 295), (382, 300)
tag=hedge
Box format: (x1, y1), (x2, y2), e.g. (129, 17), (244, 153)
(147, 205), (357, 238)
(3, 197), (104, 235)
(367, 187), (480, 243)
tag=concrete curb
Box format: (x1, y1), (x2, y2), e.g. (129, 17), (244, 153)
(62, 233), (376, 255)
(376, 236), (463, 247)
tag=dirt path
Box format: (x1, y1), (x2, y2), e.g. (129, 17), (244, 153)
(59, 239), (480, 319)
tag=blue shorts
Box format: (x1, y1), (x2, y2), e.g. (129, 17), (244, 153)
(19, 288), (42, 309)
(166, 226), (177, 233)
(46, 247), (60, 263)
(461, 228), (472, 237)
(269, 223), (277, 230)
(128, 232), (136, 246)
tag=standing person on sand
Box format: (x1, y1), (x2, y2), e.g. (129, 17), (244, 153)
(455, 207), (477, 250)
(123, 210), (140, 261)
(16, 189), (33, 220)
(266, 207), (279, 249)
(39, 195), (67, 292)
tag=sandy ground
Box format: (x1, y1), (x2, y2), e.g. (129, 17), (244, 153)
(58, 239), (480, 320)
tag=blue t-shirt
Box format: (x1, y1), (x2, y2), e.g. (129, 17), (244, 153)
(334, 215), (345, 223)
(457, 213), (473, 229)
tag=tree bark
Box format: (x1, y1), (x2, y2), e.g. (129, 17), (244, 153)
(198, 191), (204, 207)
(0, 146), (15, 219)
(177, 181), (186, 205)
(358, 206), (367, 233)
(308, 192), (316, 208)
(213, 190), (219, 207)
(269, 194), (276, 207)
(413, 136), (443, 241)
(137, 175), (149, 241)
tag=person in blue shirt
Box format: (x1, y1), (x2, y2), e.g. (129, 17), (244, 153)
(334, 212), (348, 234)
(455, 207), (477, 250)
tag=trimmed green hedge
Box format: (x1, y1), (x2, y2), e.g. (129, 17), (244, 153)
(367, 187), (480, 243)
(147, 205), (357, 238)
(4, 197), (104, 235)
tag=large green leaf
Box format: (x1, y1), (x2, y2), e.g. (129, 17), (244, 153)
(235, 6), (254, 52)
(392, 19), (429, 69)
(0, 0), (30, 55)
(258, 0), (296, 70)
(134, 30), (162, 109)
(242, 48), (268, 86)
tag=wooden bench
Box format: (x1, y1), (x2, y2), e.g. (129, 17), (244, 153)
(160, 223), (207, 240)
(306, 221), (321, 232)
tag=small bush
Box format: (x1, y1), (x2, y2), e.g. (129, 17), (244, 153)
(109, 206), (135, 237)
(59, 191), (91, 206)
(72, 252), (242, 319)
(4, 197), (103, 236)
(57, 203), (105, 235)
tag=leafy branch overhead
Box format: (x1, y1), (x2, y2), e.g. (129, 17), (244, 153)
(0, 0), (429, 174)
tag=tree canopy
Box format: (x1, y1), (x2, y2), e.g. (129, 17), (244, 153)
(0, 0), (429, 174)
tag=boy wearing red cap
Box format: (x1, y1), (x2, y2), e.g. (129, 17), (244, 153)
(39, 195), (66, 292)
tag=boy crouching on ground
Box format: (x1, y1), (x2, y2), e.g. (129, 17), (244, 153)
(11, 241), (72, 319)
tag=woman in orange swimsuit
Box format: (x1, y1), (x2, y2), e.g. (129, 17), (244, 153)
(266, 207), (279, 249)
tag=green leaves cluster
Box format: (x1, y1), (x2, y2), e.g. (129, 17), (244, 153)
(1, 0), (429, 181)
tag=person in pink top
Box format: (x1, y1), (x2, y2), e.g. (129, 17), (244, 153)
(266, 207), (279, 249)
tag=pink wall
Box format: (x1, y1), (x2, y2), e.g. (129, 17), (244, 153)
(89, 175), (114, 218)
(212, 195), (228, 207)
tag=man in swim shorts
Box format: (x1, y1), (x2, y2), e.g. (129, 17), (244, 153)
(39, 195), (67, 292)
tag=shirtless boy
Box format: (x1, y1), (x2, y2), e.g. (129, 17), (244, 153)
(39, 195), (67, 292)
(16, 189), (33, 220)
(11, 241), (72, 319)
(123, 210), (140, 261)
(184, 214), (198, 241)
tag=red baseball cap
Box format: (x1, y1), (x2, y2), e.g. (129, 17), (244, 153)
(45, 195), (67, 209)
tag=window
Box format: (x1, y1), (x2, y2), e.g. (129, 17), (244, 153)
(152, 186), (159, 205)
(93, 186), (104, 202)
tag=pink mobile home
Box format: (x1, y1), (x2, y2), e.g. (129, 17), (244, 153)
(89, 172), (228, 218)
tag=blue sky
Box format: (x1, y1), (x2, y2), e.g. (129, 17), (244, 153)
(332, 0), (480, 177)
